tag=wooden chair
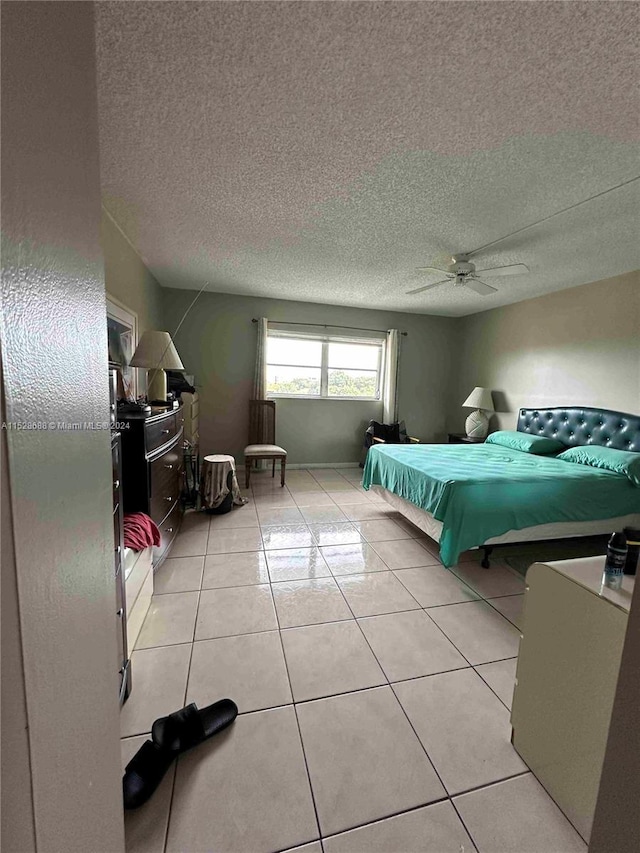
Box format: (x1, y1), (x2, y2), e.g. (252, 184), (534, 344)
(244, 400), (287, 488)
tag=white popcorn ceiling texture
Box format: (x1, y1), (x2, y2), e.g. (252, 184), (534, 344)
(96, 1), (640, 317)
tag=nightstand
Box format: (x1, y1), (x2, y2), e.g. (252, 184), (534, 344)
(448, 433), (485, 444)
(511, 557), (633, 842)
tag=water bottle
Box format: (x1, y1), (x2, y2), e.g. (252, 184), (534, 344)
(603, 532), (627, 591)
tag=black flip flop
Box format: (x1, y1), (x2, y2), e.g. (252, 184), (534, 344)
(151, 698), (238, 755)
(123, 740), (175, 810)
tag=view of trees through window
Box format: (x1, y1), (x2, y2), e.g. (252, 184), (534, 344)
(266, 335), (382, 398)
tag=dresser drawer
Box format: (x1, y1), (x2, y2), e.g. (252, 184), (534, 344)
(113, 476), (122, 509)
(149, 445), (183, 524)
(146, 412), (177, 454)
(112, 440), (122, 504)
(126, 569), (153, 658)
(154, 503), (180, 564)
(113, 507), (123, 574)
(149, 481), (180, 525)
(115, 569), (127, 669)
(125, 547), (153, 616)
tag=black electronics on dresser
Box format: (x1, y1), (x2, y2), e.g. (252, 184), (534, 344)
(112, 431), (131, 704)
(118, 406), (185, 566)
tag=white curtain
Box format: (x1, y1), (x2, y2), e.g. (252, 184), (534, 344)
(253, 317), (268, 399)
(252, 318), (269, 464)
(383, 329), (400, 424)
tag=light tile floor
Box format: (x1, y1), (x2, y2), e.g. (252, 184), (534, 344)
(122, 467), (587, 853)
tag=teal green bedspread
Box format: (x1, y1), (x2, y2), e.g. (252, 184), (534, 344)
(362, 443), (640, 567)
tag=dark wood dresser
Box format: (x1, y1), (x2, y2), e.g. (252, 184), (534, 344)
(119, 406), (185, 566)
(112, 432), (131, 703)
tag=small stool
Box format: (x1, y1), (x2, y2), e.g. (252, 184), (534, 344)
(200, 454), (245, 514)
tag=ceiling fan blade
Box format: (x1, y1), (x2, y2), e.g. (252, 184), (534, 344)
(465, 279), (498, 296)
(475, 263), (529, 277)
(406, 279), (451, 295)
(414, 266), (449, 274)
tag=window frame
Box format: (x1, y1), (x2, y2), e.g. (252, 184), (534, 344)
(266, 331), (385, 402)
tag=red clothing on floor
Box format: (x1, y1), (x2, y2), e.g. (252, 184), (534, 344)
(123, 512), (161, 550)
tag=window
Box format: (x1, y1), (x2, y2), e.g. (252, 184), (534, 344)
(266, 331), (384, 400)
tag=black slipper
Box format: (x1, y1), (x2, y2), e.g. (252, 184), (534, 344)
(151, 699), (238, 755)
(122, 740), (175, 810)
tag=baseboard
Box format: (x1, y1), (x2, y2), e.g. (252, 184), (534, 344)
(286, 462), (361, 470)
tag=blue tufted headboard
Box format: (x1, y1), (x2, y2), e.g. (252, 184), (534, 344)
(517, 407), (640, 454)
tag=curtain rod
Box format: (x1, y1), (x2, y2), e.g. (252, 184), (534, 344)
(251, 319), (408, 336)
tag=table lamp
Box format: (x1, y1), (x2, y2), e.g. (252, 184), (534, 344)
(462, 386), (494, 439)
(130, 330), (184, 402)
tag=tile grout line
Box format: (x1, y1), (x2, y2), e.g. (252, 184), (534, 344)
(483, 596), (525, 631)
(164, 482), (528, 850)
(447, 768), (543, 853)
(144, 577), (521, 652)
(419, 607), (485, 670)
(449, 797), (482, 853)
(414, 610), (532, 779)
(269, 571), (324, 847)
(339, 570), (518, 853)
(449, 768), (532, 800)
(339, 588), (453, 810)
(472, 660), (518, 712)
(390, 568), (478, 603)
(426, 595), (523, 640)
(156, 474), (533, 849)
(316, 764), (538, 851)
(318, 795), (452, 846)
(146, 563), (521, 649)
(134, 623), (523, 669)
(274, 532), (439, 841)
(277, 539), (392, 843)
(122, 647), (524, 742)
(122, 654), (512, 741)
(160, 562), (203, 853)
(301, 553), (463, 825)
(390, 603), (520, 716)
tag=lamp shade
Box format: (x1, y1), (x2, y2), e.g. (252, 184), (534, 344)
(462, 386), (494, 411)
(130, 330), (184, 370)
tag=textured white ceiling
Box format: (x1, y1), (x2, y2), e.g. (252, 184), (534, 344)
(96, 1), (640, 317)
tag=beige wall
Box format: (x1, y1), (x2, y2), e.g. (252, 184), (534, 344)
(448, 271), (640, 433)
(102, 209), (165, 395)
(1, 3), (124, 850)
(161, 288), (458, 464)
(102, 207), (164, 338)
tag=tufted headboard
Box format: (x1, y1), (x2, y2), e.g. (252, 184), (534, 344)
(517, 407), (640, 454)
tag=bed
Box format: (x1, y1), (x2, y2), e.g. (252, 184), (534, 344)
(362, 406), (640, 568)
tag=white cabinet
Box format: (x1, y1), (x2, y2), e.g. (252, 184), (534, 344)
(124, 546), (153, 657)
(511, 557), (634, 842)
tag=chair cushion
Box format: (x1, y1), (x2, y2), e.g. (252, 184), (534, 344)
(244, 444), (287, 456)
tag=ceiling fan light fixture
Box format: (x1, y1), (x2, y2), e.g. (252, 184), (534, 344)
(410, 250), (529, 298)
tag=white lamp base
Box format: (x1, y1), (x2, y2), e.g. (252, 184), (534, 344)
(465, 409), (489, 439)
(147, 368), (167, 402)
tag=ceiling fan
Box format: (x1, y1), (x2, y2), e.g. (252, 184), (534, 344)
(407, 255), (529, 296)
(404, 175), (640, 298)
